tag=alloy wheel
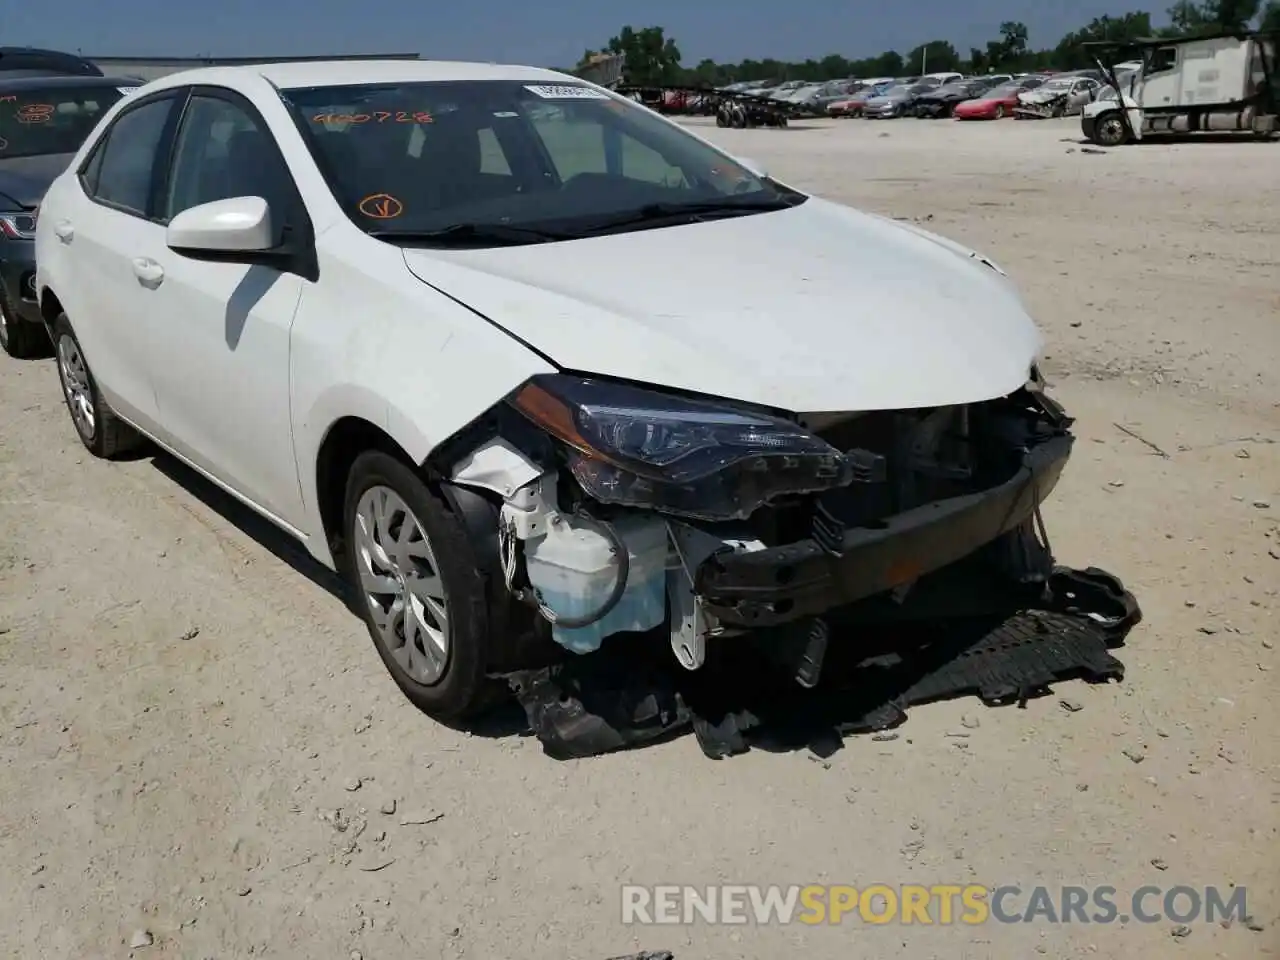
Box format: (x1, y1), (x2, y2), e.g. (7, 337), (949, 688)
(0, 301), (9, 349)
(57, 333), (95, 440)
(354, 484), (451, 685)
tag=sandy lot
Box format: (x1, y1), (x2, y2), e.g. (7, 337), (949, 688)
(1, 116), (1276, 960)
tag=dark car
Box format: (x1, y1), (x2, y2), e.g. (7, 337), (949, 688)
(0, 47), (103, 79)
(0, 74), (138, 357)
(914, 77), (1001, 118)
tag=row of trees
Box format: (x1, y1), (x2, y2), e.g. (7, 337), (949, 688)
(579, 1), (1280, 86)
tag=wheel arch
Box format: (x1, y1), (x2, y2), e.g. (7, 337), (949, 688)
(39, 286), (65, 329)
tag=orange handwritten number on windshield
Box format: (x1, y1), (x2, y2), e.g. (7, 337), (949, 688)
(16, 103), (54, 124)
(312, 111), (432, 125)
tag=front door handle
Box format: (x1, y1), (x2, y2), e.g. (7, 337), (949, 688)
(54, 221), (74, 243)
(131, 257), (164, 289)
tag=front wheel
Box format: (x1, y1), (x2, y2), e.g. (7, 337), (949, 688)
(993, 104), (1005, 119)
(1091, 111), (1130, 146)
(340, 449), (494, 723)
(52, 313), (141, 458)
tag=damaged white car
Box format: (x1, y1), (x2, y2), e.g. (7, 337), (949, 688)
(35, 60), (1086, 722)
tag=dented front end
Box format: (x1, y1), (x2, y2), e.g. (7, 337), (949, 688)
(440, 370), (1075, 682)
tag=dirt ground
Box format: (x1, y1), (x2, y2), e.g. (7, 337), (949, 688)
(1, 116), (1276, 960)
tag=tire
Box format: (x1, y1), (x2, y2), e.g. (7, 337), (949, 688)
(993, 104), (1005, 119)
(715, 107), (728, 127)
(0, 286), (48, 359)
(1092, 111), (1129, 146)
(340, 449), (494, 723)
(52, 312), (141, 458)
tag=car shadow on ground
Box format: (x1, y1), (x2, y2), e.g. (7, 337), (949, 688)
(143, 444), (534, 739)
(145, 447), (347, 600)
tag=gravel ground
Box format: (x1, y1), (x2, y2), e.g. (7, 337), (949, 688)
(0, 115), (1276, 960)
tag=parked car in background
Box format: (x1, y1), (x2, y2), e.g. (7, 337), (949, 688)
(1014, 74), (1101, 118)
(953, 76), (1048, 120)
(806, 78), (863, 113)
(914, 77), (1001, 117)
(921, 71), (964, 84)
(829, 80), (896, 116)
(0, 74), (139, 357)
(0, 47), (103, 79)
(35, 60), (1068, 723)
(863, 79), (941, 118)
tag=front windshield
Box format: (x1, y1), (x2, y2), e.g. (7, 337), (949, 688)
(0, 84), (125, 160)
(283, 80), (803, 241)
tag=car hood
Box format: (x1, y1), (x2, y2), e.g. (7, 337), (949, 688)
(0, 153), (74, 209)
(1019, 88), (1068, 103)
(400, 198), (1042, 414)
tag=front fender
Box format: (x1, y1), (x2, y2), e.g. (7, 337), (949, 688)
(289, 234), (555, 560)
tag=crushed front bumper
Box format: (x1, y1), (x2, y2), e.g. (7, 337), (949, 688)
(696, 433), (1073, 628)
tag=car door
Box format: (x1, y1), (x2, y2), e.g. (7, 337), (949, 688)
(131, 87), (310, 528)
(58, 91), (184, 436)
(1071, 79), (1098, 110)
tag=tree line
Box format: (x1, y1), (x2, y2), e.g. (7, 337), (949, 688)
(576, 0), (1280, 86)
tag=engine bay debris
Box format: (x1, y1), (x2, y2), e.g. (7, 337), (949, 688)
(500, 566), (1140, 760)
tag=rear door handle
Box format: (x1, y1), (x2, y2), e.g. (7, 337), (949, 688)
(54, 221), (74, 243)
(131, 257), (164, 289)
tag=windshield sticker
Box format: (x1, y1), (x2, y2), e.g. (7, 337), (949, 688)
(523, 84), (607, 100)
(312, 110), (433, 125)
(357, 193), (404, 219)
(16, 104), (54, 124)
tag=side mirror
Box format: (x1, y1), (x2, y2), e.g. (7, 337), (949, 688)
(736, 155), (768, 179)
(167, 196), (276, 254)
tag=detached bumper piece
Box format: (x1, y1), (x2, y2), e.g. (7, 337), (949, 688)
(501, 565), (1141, 761)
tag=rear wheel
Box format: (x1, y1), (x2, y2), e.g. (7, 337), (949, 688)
(52, 313), (141, 458)
(340, 449), (494, 723)
(0, 288), (47, 359)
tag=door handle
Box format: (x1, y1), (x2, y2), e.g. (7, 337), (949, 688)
(54, 221), (74, 243)
(131, 257), (164, 288)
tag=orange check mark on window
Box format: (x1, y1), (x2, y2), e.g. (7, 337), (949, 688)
(358, 193), (403, 219)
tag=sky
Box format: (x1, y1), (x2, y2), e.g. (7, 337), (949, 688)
(8, 0), (1166, 68)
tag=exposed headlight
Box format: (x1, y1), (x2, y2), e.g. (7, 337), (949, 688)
(0, 213), (37, 240)
(508, 374), (853, 521)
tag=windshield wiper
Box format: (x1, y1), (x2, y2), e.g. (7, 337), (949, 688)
(579, 196), (802, 236)
(368, 223), (573, 246)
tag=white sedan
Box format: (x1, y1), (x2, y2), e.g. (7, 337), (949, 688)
(35, 59), (1070, 722)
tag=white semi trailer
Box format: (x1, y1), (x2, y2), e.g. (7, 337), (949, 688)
(1080, 31), (1277, 145)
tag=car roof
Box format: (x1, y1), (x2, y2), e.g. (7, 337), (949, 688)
(0, 74), (140, 91)
(0, 46), (102, 75)
(130, 58), (573, 94)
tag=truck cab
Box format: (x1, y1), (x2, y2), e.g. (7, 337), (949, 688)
(1081, 32), (1277, 145)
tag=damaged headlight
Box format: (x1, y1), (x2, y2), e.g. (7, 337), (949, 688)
(509, 375), (853, 521)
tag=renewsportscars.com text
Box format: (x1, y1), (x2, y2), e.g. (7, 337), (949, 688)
(621, 884), (1249, 926)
